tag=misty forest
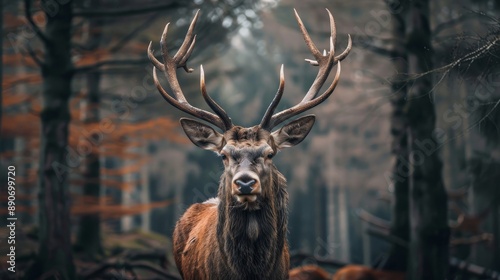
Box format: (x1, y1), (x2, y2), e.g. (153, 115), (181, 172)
(1, 0), (500, 279)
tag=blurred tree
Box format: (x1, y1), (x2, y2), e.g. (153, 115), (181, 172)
(356, 1), (500, 275)
(23, 0), (76, 279)
(405, 0), (449, 279)
(75, 0), (104, 258)
(11, 1), (272, 278)
(423, 0), (500, 270)
(7, 0), (499, 278)
(382, 0), (410, 273)
(459, 1), (500, 269)
(1, 0), (3, 136)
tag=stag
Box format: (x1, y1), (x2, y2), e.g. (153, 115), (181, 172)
(148, 9), (351, 280)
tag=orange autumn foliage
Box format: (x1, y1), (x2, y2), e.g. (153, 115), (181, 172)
(3, 53), (40, 68)
(121, 41), (150, 53)
(101, 158), (150, 176)
(3, 13), (27, 29)
(0, 196), (173, 219)
(3, 73), (42, 88)
(71, 199), (173, 218)
(71, 177), (140, 191)
(1, 113), (39, 138)
(0, 205), (35, 215)
(2, 92), (34, 107)
(73, 48), (111, 68)
(3, 63), (186, 220)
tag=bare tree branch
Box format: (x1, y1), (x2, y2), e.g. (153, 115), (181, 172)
(24, 43), (45, 67)
(433, 13), (480, 36)
(413, 35), (500, 79)
(366, 227), (408, 248)
(350, 34), (398, 57)
(109, 12), (161, 53)
(450, 233), (493, 246)
(447, 187), (468, 200)
(359, 42), (395, 57)
(23, 0), (49, 45)
(449, 258), (500, 279)
(367, 228), (500, 279)
(73, 58), (150, 73)
(356, 208), (391, 229)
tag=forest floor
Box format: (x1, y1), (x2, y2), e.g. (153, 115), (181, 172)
(0, 225), (181, 280)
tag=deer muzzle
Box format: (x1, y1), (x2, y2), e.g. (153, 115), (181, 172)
(232, 172), (261, 202)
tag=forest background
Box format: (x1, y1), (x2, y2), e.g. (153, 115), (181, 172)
(1, 0), (500, 279)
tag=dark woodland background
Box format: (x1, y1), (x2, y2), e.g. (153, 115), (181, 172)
(1, 0), (500, 279)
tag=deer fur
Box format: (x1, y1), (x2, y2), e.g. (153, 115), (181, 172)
(147, 8), (351, 280)
(332, 265), (405, 280)
(172, 124), (309, 279)
(289, 265), (331, 280)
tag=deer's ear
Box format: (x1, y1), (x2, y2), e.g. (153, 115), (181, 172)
(271, 115), (315, 149)
(180, 118), (224, 151)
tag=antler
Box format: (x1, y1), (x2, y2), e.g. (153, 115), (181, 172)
(148, 10), (233, 131)
(260, 9), (352, 130)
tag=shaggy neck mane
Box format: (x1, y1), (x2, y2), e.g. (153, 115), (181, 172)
(215, 166), (288, 279)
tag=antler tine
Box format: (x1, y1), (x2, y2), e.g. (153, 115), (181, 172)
(153, 66), (226, 131)
(299, 8), (336, 103)
(294, 9), (322, 59)
(173, 10), (200, 72)
(263, 9), (351, 130)
(269, 62), (342, 129)
(260, 65), (285, 129)
(149, 10), (233, 131)
(152, 67), (226, 130)
(335, 34), (352, 61)
(179, 35), (197, 72)
(157, 10), (200, 103)
(200, 65), (233, 130)
(327, 8), (336, 54)
(148, 42), (165, 72)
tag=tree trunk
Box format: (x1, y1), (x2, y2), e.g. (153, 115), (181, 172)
(405, 0), (449, 279)
(493, 188), (500, 270)
(0, 0), (3, 137)
(141, 147), (151, 232)
(76, 72), (103, 257)
(76, 11), (104, 258)
(28, 1), (76, 279)
(338, 183), (350, 262)
(383, 0), (410, 272)
(121, 158), (133, 231)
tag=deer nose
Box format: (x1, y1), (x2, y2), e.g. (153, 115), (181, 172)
(235, 178), (256, 195)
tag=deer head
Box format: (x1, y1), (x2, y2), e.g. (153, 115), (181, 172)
(148, 9), (351, 210)
(148, 9), (351, 279)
